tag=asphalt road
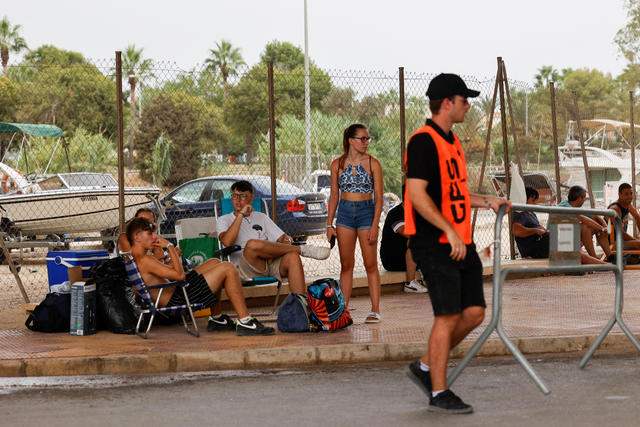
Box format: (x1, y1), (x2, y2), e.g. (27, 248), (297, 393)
(1, 355), (639, 427)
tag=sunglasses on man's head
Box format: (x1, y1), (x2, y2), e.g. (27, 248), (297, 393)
(231, 193), (249, 199)
(141, 221), (156, 232)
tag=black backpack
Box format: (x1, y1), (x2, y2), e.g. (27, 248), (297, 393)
(25, 293), (71, 333)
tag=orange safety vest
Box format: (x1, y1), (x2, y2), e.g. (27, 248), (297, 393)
(404, 125), (472, 245)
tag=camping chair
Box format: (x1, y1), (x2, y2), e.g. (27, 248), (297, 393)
(122, 254), (204, 339)
(175, 214), (282, 317)
(607, 219), (640, 270)
(217, 196), (282, 317)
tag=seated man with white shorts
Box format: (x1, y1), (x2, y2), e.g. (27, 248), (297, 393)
(217, 180), (330, 309)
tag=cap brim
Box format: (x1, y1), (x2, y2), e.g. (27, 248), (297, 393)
(465, 89), (480, 98)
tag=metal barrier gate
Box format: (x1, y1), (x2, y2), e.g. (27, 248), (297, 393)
(447, 203), (640, 395)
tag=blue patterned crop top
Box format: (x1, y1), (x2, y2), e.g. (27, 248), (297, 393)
(338, 161), (374, 194)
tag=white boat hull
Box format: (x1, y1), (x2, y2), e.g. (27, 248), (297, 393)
(0, 187), (159, 235)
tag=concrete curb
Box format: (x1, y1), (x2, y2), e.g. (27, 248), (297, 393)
(0, 332), (638, 377)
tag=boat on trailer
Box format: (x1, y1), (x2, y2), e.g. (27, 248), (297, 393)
(0, 122), (160, 242)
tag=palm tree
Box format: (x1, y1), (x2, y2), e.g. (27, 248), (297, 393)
(205, 40), (245, 96)
(534, 66), (560, 89)
(0, 16), (28, 76)
(122, 44), (153, 167)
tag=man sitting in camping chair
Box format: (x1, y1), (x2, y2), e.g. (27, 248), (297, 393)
(127, 217), (274, 336)
(217, 180), (330, 303)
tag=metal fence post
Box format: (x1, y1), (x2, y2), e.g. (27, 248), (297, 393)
(630, 91), (637, 236)
(550, 82), (562, 203)
(268, 61), (277, 223)
(497, 57), (515, 259)
(115, 51), (125, 235)
(399, 66), (406, 182)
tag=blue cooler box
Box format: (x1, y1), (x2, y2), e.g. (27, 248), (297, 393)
(46, 250), (110, 289)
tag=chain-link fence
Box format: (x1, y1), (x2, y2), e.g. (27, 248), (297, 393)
(2, 54), (639, 312)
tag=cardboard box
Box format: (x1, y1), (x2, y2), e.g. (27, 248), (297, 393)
(70, 282), (96, 336)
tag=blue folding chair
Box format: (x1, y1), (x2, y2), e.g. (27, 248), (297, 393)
(217, 197), (282, 317)
(122, 254), (204, 339)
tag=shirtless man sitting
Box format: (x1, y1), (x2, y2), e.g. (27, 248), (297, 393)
(608, 182), (640, 250)
(126, 217), (274, 336)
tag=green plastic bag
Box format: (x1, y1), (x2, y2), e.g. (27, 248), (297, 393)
(179, 233), (219, 266)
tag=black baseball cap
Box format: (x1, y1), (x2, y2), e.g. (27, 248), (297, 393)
(426, 73), (480, 100)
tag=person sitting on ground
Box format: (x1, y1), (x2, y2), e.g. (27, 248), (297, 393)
(608, 182), (640, 250)
(127, 217), (274, 336)
(512, 187), (550, 259)
(380, 185), (428, 293)
(217, 180), (330, 298)
(556, 185), (613, 263)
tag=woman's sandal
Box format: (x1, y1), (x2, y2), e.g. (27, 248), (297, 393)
(364, 312), (381, 324)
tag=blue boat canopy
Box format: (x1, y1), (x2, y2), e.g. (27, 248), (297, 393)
(0, 122), (63, 138)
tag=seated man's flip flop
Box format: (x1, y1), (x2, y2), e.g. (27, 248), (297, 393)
(364, 312), (381, 324)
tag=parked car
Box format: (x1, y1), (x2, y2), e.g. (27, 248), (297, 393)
(154, 175), (328, 242)
(301, 169), (331, 198)
(301, 169), (400, 218)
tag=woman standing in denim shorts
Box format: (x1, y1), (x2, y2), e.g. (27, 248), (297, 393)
(326, 124), (384, 323)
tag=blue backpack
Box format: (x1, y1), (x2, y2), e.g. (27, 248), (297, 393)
(277, 293), (309, 332)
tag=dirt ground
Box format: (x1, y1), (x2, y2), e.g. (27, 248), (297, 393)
(0, 306), (30, 330)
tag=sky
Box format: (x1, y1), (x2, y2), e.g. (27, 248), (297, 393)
(2, 0), (631, 84)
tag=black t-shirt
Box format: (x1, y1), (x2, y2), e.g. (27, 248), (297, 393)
(380, 203), (408, 268)
(405, 119), (455, 244)
(513, 211), (543, 257)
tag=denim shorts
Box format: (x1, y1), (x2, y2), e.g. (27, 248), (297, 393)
(336, 199), (375, 231)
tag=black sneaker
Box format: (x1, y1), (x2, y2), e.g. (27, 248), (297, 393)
(406, 360), (433, 400)
(428, 389), (473, 414)
(236, 317), (275, 336)
(207, 314), (236, 332)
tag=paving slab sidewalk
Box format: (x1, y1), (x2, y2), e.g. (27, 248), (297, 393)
(1, 271), (640, 377)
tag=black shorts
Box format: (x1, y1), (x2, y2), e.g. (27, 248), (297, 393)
(531, 233), (550, 258)
(410, 241), (485, 316)
(167, 270), (218, 308)
(381, 252), (407, 271)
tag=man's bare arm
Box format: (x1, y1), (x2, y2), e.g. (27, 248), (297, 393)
(469, 194), (511, 213)
(513, 222), (546, 238)
(138, 250), (185, 282)
(219, 214), (244, 247)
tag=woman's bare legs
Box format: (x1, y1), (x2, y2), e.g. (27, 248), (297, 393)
(357, 228), (381, 314)
(336, 226), (357, 307)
